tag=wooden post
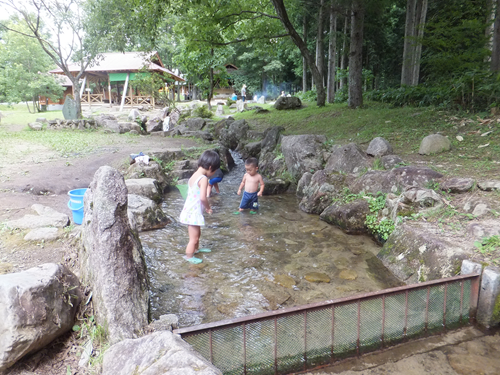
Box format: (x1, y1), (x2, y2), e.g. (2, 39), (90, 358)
(86, 79), (91, 109)
(79, 76), (87, 100)
(108, 75), (112, 107)
(120, 73), (130, 112)
(129, 80), (134, 106)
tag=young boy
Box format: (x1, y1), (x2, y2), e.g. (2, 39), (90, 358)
(237, 157), (265, 211)
(206, 168), (224, 197)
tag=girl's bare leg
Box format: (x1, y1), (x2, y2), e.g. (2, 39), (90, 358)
(186, 225), (201, 258)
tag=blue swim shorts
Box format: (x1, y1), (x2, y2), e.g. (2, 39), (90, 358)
(209, 176), (223, 185)
(239, 191), (259, 210)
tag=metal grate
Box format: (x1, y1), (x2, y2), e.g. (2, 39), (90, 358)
(175, 274), (480, 375)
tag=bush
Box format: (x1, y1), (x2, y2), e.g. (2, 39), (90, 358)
(295, 89), (317, 102)
(365, 69), (500, 112)
(192, 105), (214, 119)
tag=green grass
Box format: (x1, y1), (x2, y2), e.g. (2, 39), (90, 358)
(0, 103), (64, 125)
(0, 126), (139, 158)
(230, 100), (500, 179)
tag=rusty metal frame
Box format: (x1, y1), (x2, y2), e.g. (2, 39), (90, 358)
(174, 274), (480, 375)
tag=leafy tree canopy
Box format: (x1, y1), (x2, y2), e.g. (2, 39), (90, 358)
(0, 17), (63, 112)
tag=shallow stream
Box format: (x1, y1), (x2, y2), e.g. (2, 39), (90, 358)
(140, 158), (402, 328)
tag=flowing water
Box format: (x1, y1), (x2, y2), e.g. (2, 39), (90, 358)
(140, 157), (402, 328)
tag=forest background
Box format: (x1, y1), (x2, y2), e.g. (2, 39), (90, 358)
(0, 0), (500, 111)
(1, 0), (500, 115)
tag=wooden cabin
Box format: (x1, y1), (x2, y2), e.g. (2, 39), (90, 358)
(49, 51), (184, 110)
(213, 63), (238, 99)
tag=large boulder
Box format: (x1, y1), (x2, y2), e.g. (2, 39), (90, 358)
(263, 178), (291, 195)
(296, 171), (313, 198)
(213, 117), (235, 137)
(299, 170), (346, 214)
(240, 141), (262, 159)
(258, 150), (287, 178)
(219, 119), (249, 150)
(94, 114), (117, 127)
(378, 222), (469, 283)
(348, 167), (443, 195)
(381, 155), (405, 170)
(146, 117), (162, 133)
(127, 194), (171, 232)
(366, 137), (393, 157)
(440, 177), (475, 193)
(324, 143), (371, 175)
(125, 178), (162, 203)
(128, 109), (141, 121)
(260, 126), (285, 153)
(124, 161), (171, 193)
(169, 109), (181, 128)
(273, 96), (302, 110)
(81, 166), (149, 344)
(0, 264), (81, 371)
(281, 134), (326, 180)
(320, 199), (371, 235)
(347, 170), (400, 195)
(102, 331), (222, 375)
(185, 117), (207, 131)
(418, 134), (451, 155)
(391, 166), (443, 188)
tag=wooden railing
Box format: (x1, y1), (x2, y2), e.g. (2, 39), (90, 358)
(124, 96), (151, 105)
(81, 94), (104, 103)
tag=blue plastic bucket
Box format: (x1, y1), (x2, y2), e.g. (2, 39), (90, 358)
(68, 188), (87, 225)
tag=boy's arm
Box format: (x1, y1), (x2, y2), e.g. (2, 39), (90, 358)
(257, 174), (265, 196)
(237, 175), (246, 195)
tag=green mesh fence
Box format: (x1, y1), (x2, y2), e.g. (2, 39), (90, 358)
(181, 276), (478, 375)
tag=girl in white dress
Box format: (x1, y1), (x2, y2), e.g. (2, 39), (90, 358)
(179, 150), (220, 264)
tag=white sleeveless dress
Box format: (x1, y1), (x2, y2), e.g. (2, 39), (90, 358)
(179, 175), (206, 226)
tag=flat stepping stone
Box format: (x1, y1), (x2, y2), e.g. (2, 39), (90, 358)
(273, 274), (295, 288)
(339, 269), (358, 280)
(304, 272), (330, 283)
(24, 228), (60, 241)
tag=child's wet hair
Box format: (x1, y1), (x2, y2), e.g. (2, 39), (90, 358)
(245, 157), (259, 168)
(198, 150), (221, 171)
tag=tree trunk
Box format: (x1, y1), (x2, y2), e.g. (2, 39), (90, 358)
(401, 0), (416, 86)
(491, 0), (500, 71)
(340, 14), (348, 90)
(327, 2), (337, 103)
(208, 48), (214, 109)
(348, 0), (364, 109)
(315, 0), (325, 88)
(271, 0), (326, 106)
(411, 0), (428, 85)
(485, 0), (495, 62)
(303, 12), (308, 93)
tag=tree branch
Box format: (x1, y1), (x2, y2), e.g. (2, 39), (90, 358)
(192, 33), (290, 46)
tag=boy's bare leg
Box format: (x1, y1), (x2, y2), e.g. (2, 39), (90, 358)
(214, 183), (220, 194)
(206, 184), (212, 198)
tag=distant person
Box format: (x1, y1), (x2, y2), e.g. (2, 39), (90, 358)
(207, 168), (224, 197)
(179, 150), (220, 264)
(237, 157), (265, 211)
(280, 91), (285, 97)
(231, 92), (238, 101)
(241, 84), (247, 102)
